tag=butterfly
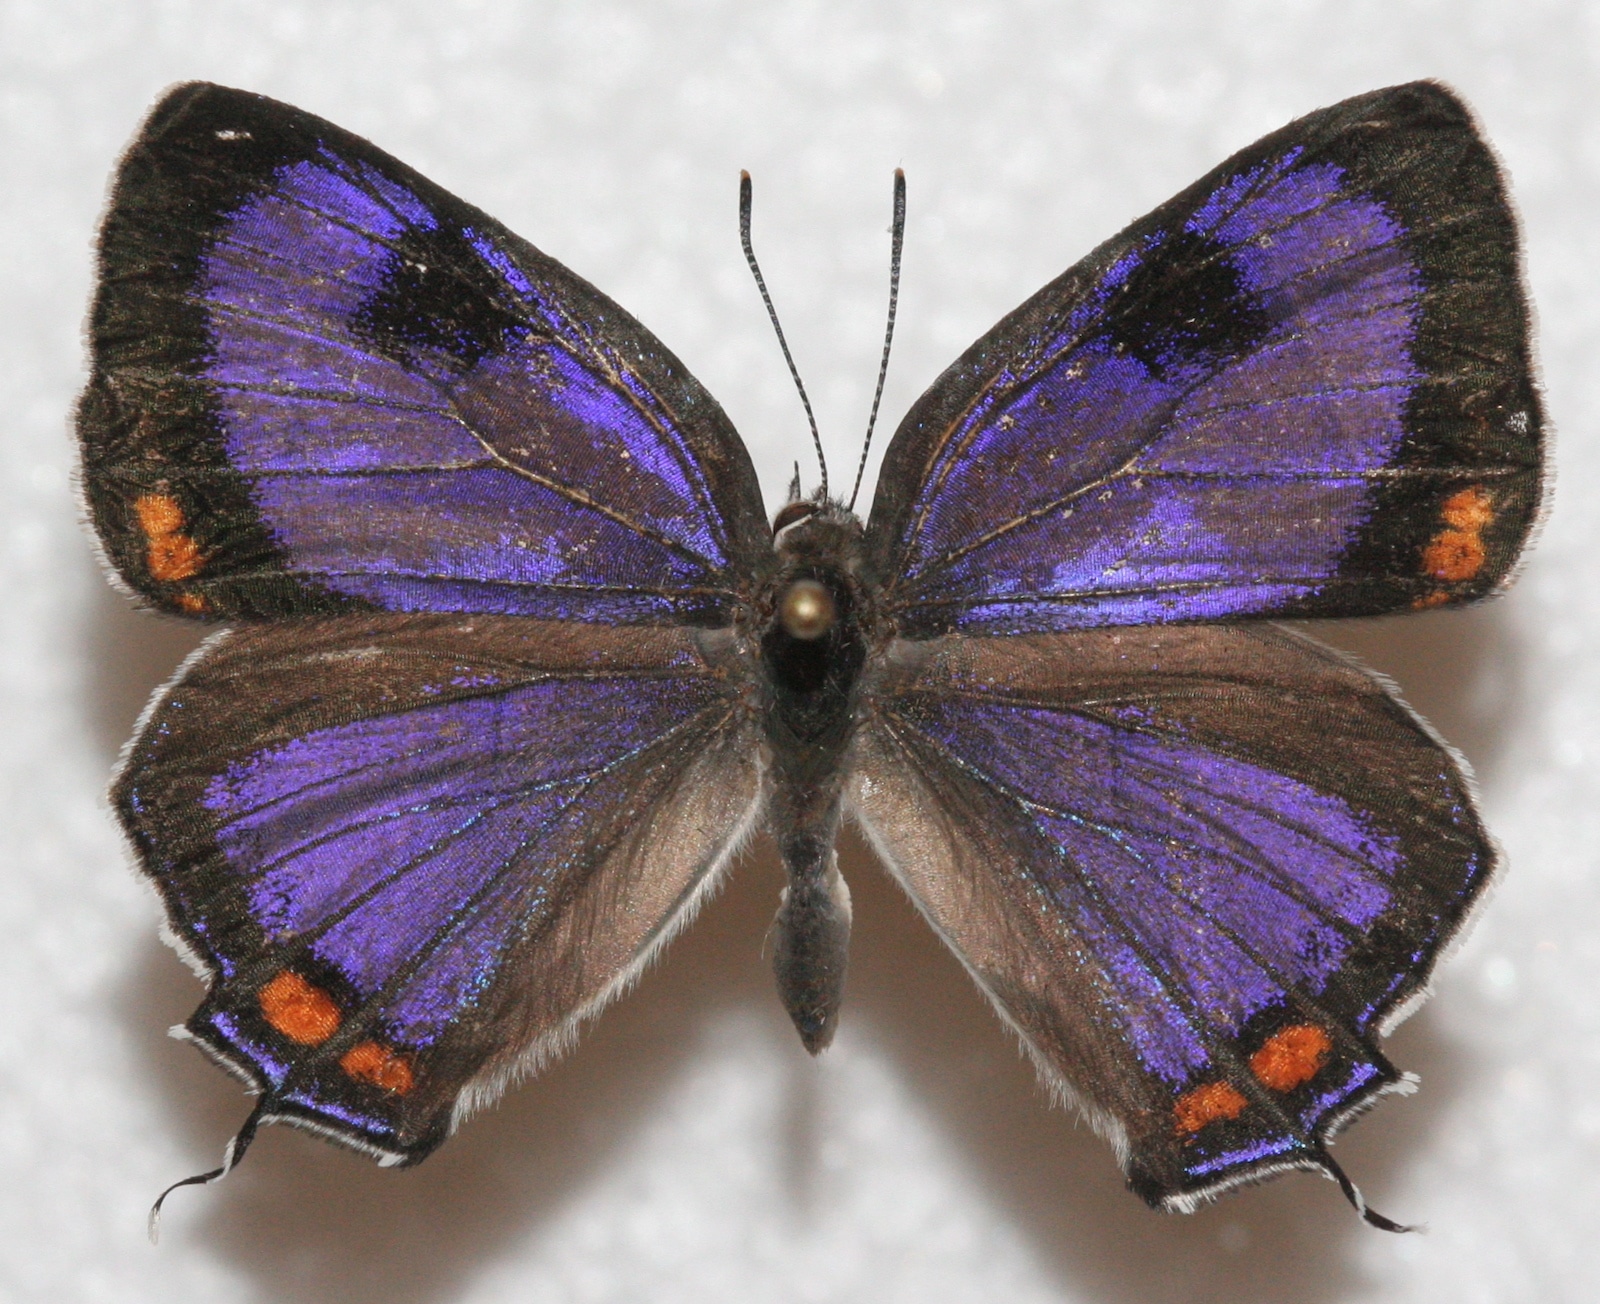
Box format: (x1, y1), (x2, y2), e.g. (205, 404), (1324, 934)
(80, 80), (1541, 1232)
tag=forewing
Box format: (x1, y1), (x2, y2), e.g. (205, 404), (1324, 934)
(865, 82), (1541, 635)
(850, 625), (1489, 1209)
(118, 614), (761, 1162)
(80, 82), (769, 623)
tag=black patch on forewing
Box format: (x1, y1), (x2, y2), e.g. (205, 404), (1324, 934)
(81, 83), (378, 618)
(77, 374), (323, 617)
(82, 82), (774, 622)
(1282, 82), (1543, 613)
(862, 82), (1543, 623)
(1100, 228), (1273, 378)
(348, 225), (530, 373)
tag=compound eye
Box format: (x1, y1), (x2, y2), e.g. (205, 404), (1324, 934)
(778, 579), (835, 640)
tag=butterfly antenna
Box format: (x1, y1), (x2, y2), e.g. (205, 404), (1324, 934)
(740, 171), (828, 501)
(147, 1099), (266, 1243)
(847, 168), (906, 513)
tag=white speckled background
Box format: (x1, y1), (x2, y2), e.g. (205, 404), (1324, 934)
(2, 2), (1595, 1300)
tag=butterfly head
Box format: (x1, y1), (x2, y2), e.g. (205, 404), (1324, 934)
(771, 497), (821, 538)
(767, 499), (868, 632)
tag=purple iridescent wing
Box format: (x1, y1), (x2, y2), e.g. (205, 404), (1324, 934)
(864, 82), (1542, 636)
(850, 625), (1487, 1213)
(79, 83), (768, 624)
(117, 614), (761, 1161)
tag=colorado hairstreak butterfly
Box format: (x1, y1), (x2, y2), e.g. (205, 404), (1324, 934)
(79, 81), (1542, 1232)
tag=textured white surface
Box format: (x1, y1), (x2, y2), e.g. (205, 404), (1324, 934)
(2, 1), (1595, 1300)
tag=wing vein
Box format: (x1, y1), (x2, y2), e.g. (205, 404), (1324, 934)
(284, 704), (736, 1066)
(876, 713), (1313, 1139)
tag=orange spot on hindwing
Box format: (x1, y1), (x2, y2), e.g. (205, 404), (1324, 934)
(1420, 486), (1494, 584)
(1174, 1081), (1249, 1134)
(1174, 1024), (1336, 1136)
(133, 492), (204, 582)
(341, 1041), (416, 1094)
(1250, 1024), (1332, 1092)
(259, 971), (342, 1045)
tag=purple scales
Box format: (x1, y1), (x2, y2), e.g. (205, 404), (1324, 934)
(82, 95), (769, 625)
(853, 624), (1490, 1205)
(122, 615), (761, 1159)
(79, 81), (1542, 1228)
(881, 155), (1423, 630)
(200, 154), (738, 620)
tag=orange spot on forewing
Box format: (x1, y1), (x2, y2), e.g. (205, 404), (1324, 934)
(132, 492), (204, 582)
(259, 971), (342, 1045)
(148, 533), (204, 581)
(176, 592), (208, 614)
(1250, 1024), (1332, 1092)
(1422, 531), (1486, 582)
(133, 494), (184, 536)
(341, 1041), (416, 1094)
(1441, 486), (1494, 531)
(1422, 485), (1494, 583)
(1174, 1081), (1249, 1134)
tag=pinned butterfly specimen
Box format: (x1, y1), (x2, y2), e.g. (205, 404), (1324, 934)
(80, 80), (1542, 1231)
